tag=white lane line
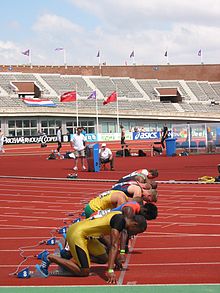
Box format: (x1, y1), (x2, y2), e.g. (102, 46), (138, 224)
(0, 214), (70, 221)
(1, 262), (220, 268)
(127, 262), (220, 266)
(136, 247), (220, 250)
(139, 232), (220, 237)
(118, 237), (137, 285)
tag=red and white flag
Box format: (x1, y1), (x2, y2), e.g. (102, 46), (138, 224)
(103, 91), (117, 105)
(60, 91), (76, 102)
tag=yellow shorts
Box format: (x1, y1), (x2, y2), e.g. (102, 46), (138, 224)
(67, 225), (106, 268)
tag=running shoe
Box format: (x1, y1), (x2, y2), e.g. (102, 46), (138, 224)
(35, 251), (51, 278)
(82, 165), (86, 171)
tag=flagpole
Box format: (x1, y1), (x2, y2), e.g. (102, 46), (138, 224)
(76, 84), (79, 127)
(29, 49), (32, 68)
(115, 86), (119, 133)
(63, 48), (67, 68)
(200, 50), (203, 64)
(95, 91), (99, 133)
(98, 52), (101, 76)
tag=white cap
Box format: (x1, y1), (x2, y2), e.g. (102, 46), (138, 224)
(101, 143), (106, 147)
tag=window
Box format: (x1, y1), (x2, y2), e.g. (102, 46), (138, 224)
(7, 119), (38, 137)
(66, 120), (95, 134)
(40, 119), (62, 136)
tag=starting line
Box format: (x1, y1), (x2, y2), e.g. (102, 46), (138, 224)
(0, 175), (220, 184)
(0, 284), (220, 293)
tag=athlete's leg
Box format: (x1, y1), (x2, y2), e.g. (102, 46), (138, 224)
(48, 252), (89, 276)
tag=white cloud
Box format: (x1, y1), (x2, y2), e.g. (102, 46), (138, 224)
(0, 1), (219, 65)
(32, 13), (83, 33)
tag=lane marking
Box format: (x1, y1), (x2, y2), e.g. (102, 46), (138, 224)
(118, 237), (137, 285)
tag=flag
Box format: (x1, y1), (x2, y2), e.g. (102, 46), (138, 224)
(130, 50), (134, 58)
(22, 49), (30, 56)
(87, 90), (96, 100)
(22, 98), (57, 107)
(198, 49), (202, 56)
(97, 50), (100, 57)
(103, 91), (117, 105)
(55, 48), (64, 51)
(60, 91), (76, 102)
(164, 51), (168, 57)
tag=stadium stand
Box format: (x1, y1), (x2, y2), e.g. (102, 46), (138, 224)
(0, 72), (220, 119)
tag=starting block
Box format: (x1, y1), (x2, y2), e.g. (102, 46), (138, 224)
(37, 250), (48, 260)
(46, 237), (56, 245)
(58, 226), (67, 234)
(17, 267), (31, 278)
(72, 218), (81, 223)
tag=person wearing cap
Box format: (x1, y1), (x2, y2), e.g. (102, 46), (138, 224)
(99, 143), (114, 171)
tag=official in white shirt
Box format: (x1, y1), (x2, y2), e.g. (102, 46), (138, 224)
(99, 143), (114, 171)
(70, 127), (86, 171)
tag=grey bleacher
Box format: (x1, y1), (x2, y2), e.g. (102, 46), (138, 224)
(136, 79), (160, 100)
(178, 103), (194, 112)
(210, 82), (220, 100)
(0, 74), (17, 94)
(12, 73), (50, 94)
(153, 101), (178, 112)
(40, 74), (70, 95)
(186, 81), (208, 101)
(90, 77), (118, 97)
(190, 103), (208, 112)
(198, 82), (219, 101)
(112, 78), (143, 99)
(0, 73), (50, 95)
(62, 76), (93, 97)
(0, 96), (25, 107)
(159, 80), (190, 100)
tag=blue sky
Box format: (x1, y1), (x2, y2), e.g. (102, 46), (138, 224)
(0, 0), (219, 65)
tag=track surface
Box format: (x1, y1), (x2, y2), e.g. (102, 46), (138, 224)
(0, 144), (219, 290)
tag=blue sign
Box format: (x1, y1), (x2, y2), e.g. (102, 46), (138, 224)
(133, 131), (160, 140)
(85, 133), (97, 142)
(70, 133), (97, 142)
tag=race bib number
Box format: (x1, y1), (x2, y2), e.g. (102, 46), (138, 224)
(98, 190), (111, 199)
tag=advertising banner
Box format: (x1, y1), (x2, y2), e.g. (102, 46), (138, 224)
(132, 131), (161, 140)
(3, 134), (58, 145)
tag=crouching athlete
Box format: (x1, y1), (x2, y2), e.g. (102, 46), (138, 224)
(84, 190), (128, 218)
(36, 211), (147, 284)
(111, 181), (158, 203)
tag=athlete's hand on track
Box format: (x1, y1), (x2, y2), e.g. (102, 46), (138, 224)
(115, 254), (125, 270)
(106, 271), (117, 284)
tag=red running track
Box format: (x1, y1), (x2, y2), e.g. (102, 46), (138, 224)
(0, 178), (219, 286)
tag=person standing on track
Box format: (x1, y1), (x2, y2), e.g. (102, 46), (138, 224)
(70, 127), (86, 171)
(0, 130), (5, 153)
(36, 211), (147, 284)
(161, 124), (169, 149)
(56, 126), (62, 156)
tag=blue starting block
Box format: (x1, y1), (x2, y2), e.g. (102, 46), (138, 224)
(17, 267), (31, 278)
(37, 250), (48, 260)
(72, 218), (81, 223)
(46, 237), (56, 245)
(58, 227), (67, 234)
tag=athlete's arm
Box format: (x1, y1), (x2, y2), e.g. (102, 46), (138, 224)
(111, 191), (127, 207)
(106, 214), (126, 284)
(128, 185), (142, 198)
(122, 206), (135, 218)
